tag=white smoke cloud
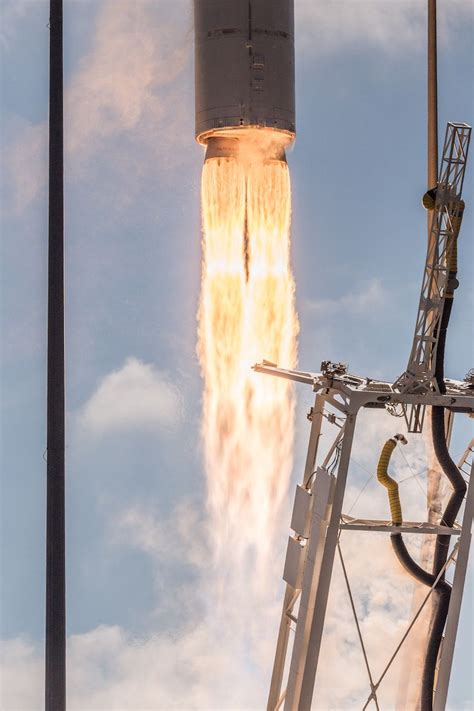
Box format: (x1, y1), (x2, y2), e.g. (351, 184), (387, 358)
(1, 622), (268, 710)
(1, 494), (279, 710)
(64, 0), (190, 159)
(78, 358), (183, 435)
(6, 0), (192, 211)
(112, 500), (208, 571)
(0, 411), (467, 708)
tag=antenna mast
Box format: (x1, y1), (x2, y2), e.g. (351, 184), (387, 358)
(428, 0), (438, 189)
(45, 1), (66, 709)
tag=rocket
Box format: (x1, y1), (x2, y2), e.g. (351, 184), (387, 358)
(194, 0), (295, 161)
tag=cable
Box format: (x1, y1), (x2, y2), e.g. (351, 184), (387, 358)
(338, 541), (380, 711)
(398, 446), (428, 499)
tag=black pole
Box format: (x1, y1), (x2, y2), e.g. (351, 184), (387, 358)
(428, 0), (438, 189)
(45, 1), (65, 709)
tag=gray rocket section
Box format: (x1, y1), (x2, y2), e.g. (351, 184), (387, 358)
(194, 0), (295, 145)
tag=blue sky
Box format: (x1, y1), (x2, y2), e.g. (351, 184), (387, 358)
(1, 1), (473, 708)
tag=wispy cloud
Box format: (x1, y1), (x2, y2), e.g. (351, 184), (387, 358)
(296, 0), (473, 55)
(0, 0), (34, 49)
(305, 277), (386, 316)
(64, 0), (190, 159)
(112, 500), (208, 570)
(5, 0), (193, 212)
(78, 357), (183, 435)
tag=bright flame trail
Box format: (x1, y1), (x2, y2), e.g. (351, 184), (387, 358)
(198, 151), (298, 572)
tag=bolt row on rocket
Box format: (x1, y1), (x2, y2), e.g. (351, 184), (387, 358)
(194, 0), (295, 161)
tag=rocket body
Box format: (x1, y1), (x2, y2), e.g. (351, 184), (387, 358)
(194, 0), (295, 153)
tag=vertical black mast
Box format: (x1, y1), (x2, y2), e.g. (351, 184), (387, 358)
(45, 1), (65, 709)
(428, 0), (438, 189)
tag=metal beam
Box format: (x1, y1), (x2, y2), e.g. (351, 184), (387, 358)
(267, 394), (325, 711)
(302, 395), (326, 488)
(45, 1), (66, 709)
(433, 457), (474, 710)
(340, 518), (461, 536)
(267, 585), (299, 711)
(284, 468), (335, 710)
(297, 413), (357, 709)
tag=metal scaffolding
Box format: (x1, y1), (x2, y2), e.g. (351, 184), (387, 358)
(394, 123), (471, 403)
(258, 364), (473, 711)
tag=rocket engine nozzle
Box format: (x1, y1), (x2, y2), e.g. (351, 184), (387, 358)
(204, 137), (240, 161)
(204, 135), (287, 163)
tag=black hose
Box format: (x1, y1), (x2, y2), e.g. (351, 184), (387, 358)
(387, 248), (465, 708)
(431, 298), (467, 577)
(433, 301), (451, 395)
(423, 585), (451, 709)
(421, 243), (466, 708)
(431, 404), (466, 577)
(391, 533), (434, 587)
(390, 533), (451, 711)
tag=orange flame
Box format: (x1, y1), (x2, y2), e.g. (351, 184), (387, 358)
(198, 152), (298, 568)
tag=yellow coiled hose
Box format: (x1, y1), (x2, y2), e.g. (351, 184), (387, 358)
(377, 435), (407, 525)
(445, 199), (464, 298)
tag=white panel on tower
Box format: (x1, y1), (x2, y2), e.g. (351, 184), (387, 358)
(283, 535), (305, 590)
(290, 484), (312, 538)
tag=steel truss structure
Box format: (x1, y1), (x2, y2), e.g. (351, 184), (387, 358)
(394, 123), (471, 406)
(257, 363), (474, 711)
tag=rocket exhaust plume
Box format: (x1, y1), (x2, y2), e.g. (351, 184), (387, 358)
(198, 146), (298, 566)
(194, 1), (297, 573)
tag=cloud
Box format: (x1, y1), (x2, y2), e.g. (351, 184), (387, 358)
(6, 122), (47, 211)
(64, 0), (190, 159)
(1, 492), (279, 709)
(0, 411), (466, 710)
(305, 277), (386, 316)
(296, 0), (473, 55)
(0, 0), (33, 49)
(5, 0), (193, 211)
(0, 637), (43, 709)
(1, 621), (268, 711)
(112, 499), (208, 571)
(0, 487), (285, 709)
(78, 358), (183, 435)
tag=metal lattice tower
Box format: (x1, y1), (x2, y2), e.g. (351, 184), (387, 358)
(394, 123), (471, 399)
